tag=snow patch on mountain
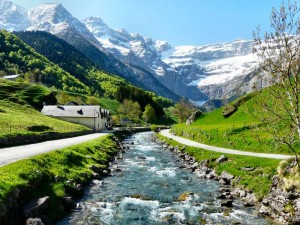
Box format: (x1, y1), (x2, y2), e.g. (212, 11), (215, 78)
(27, 3), (98, 44)
(83, 16), (171, 72)
(0, 0), (30, 31)
(191, 53), (258, 86)
(163, 40), (258, 87)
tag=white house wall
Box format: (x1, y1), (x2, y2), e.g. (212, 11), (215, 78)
(57, 117), (108, 131)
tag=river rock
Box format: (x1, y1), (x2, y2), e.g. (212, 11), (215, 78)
(62, 197), (75, 211)
(231, 188), (247, 198)
(221, 199), (233, 207)
(199, 159), (209, 167)
(137, 156), (146, 160)
(91, 172), (101, 179)
(206, 169), (218, 180)
(243, 200), (255, 207)
(219, 171), (235, 185)
(102, 169), (111, 176)
(89, 165), (102, 174)
(186, 110), (202, 125)
(259, 172), (300, 224)
(26, 218), (44, 225)
(194, 169), (207, 178)
(24, 196), (49, 218)
(216, 155), (228, 164)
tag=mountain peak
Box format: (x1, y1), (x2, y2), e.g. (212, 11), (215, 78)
(28, 3), (71, 25)
(0, 0), (30, 31)
(83, 16), (110, 37)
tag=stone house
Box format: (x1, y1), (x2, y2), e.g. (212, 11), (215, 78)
(41, 105), (111, 131)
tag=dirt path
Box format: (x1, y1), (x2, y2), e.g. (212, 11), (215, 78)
(0, 133), (109, 167)
(160, 129), (292, 160)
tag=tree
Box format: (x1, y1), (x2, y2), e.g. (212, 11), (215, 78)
(253, 0), (300, 166)
(142, 104), (156, 123)
(171, 98), (196, 123)
(117, 99), (142, 121)
(86, 96), (100, 105)
(111, 115), (120, 126)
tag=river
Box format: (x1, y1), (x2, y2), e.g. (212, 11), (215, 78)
(58, 132), (271, 225)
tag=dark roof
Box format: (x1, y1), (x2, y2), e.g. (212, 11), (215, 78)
(65, 101), (80, 106)
(41, 105), (109, 118)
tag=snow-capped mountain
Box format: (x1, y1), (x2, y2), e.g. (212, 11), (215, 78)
(84, 16), (259, 102)
(83, 17), (209, 101)
(0, 0), (30, 31)
(83, 16), (173, 76)
(0, 0), (262, 104)
(0, 1), (179, 100)
(164, 40), (257, 87)
(27, 3), (100, 45)
(163, 40), (260, 99)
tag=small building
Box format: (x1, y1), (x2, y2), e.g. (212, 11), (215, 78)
(120, 118), (133, 126)
(3, 74), (20, 81)
(41, 105), (111, 131)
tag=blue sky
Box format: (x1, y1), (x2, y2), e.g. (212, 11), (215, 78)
(13, 0), (284, 46)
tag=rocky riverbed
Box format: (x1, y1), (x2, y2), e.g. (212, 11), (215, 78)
(58, 132), (270, 225)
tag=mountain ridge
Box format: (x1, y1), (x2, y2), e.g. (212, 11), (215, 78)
(0, 0), (261, 104)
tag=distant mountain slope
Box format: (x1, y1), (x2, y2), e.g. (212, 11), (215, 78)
(0, 30), (89, 94)
(83, 16), (205, 102)
(10, 31), (172, 116)
(0, 0), (263, 104)
(0, 0), (30, 31)
(83, 17), (260, 103)
(0, 0), (179, 100)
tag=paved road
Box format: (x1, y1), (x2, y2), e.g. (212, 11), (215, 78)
(160, 129), (293, 160)
(0, 133), (109, 167)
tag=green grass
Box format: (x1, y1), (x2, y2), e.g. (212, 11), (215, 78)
(158, 134), (281, 200)
(171, 89), (298, 155)
(0, 135), (118, 221)
(0, 79), (88, 139)
(99, 98), (120, 114)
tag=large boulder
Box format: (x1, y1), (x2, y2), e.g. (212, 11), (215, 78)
(222, 104), (238, 118)
(26, 218), (44, 225)
(186, 110), (202, 125)
(219, 171), (235, 185)
(23, 196), (49, 218)
(216, 155), (228, 164)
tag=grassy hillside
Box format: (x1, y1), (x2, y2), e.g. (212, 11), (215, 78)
(171, 89), (299, 155)
(0, 79), (88, 139)
(14, 31), (130, 98)
(0, 30), (89, 95)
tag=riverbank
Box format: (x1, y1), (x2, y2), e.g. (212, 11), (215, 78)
(0, 133), (127, 225)
(156, 133), (300, 224)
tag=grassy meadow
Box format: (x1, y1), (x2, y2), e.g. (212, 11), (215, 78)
(171, 89), (299, 155)
(0, 79), (89, 139)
